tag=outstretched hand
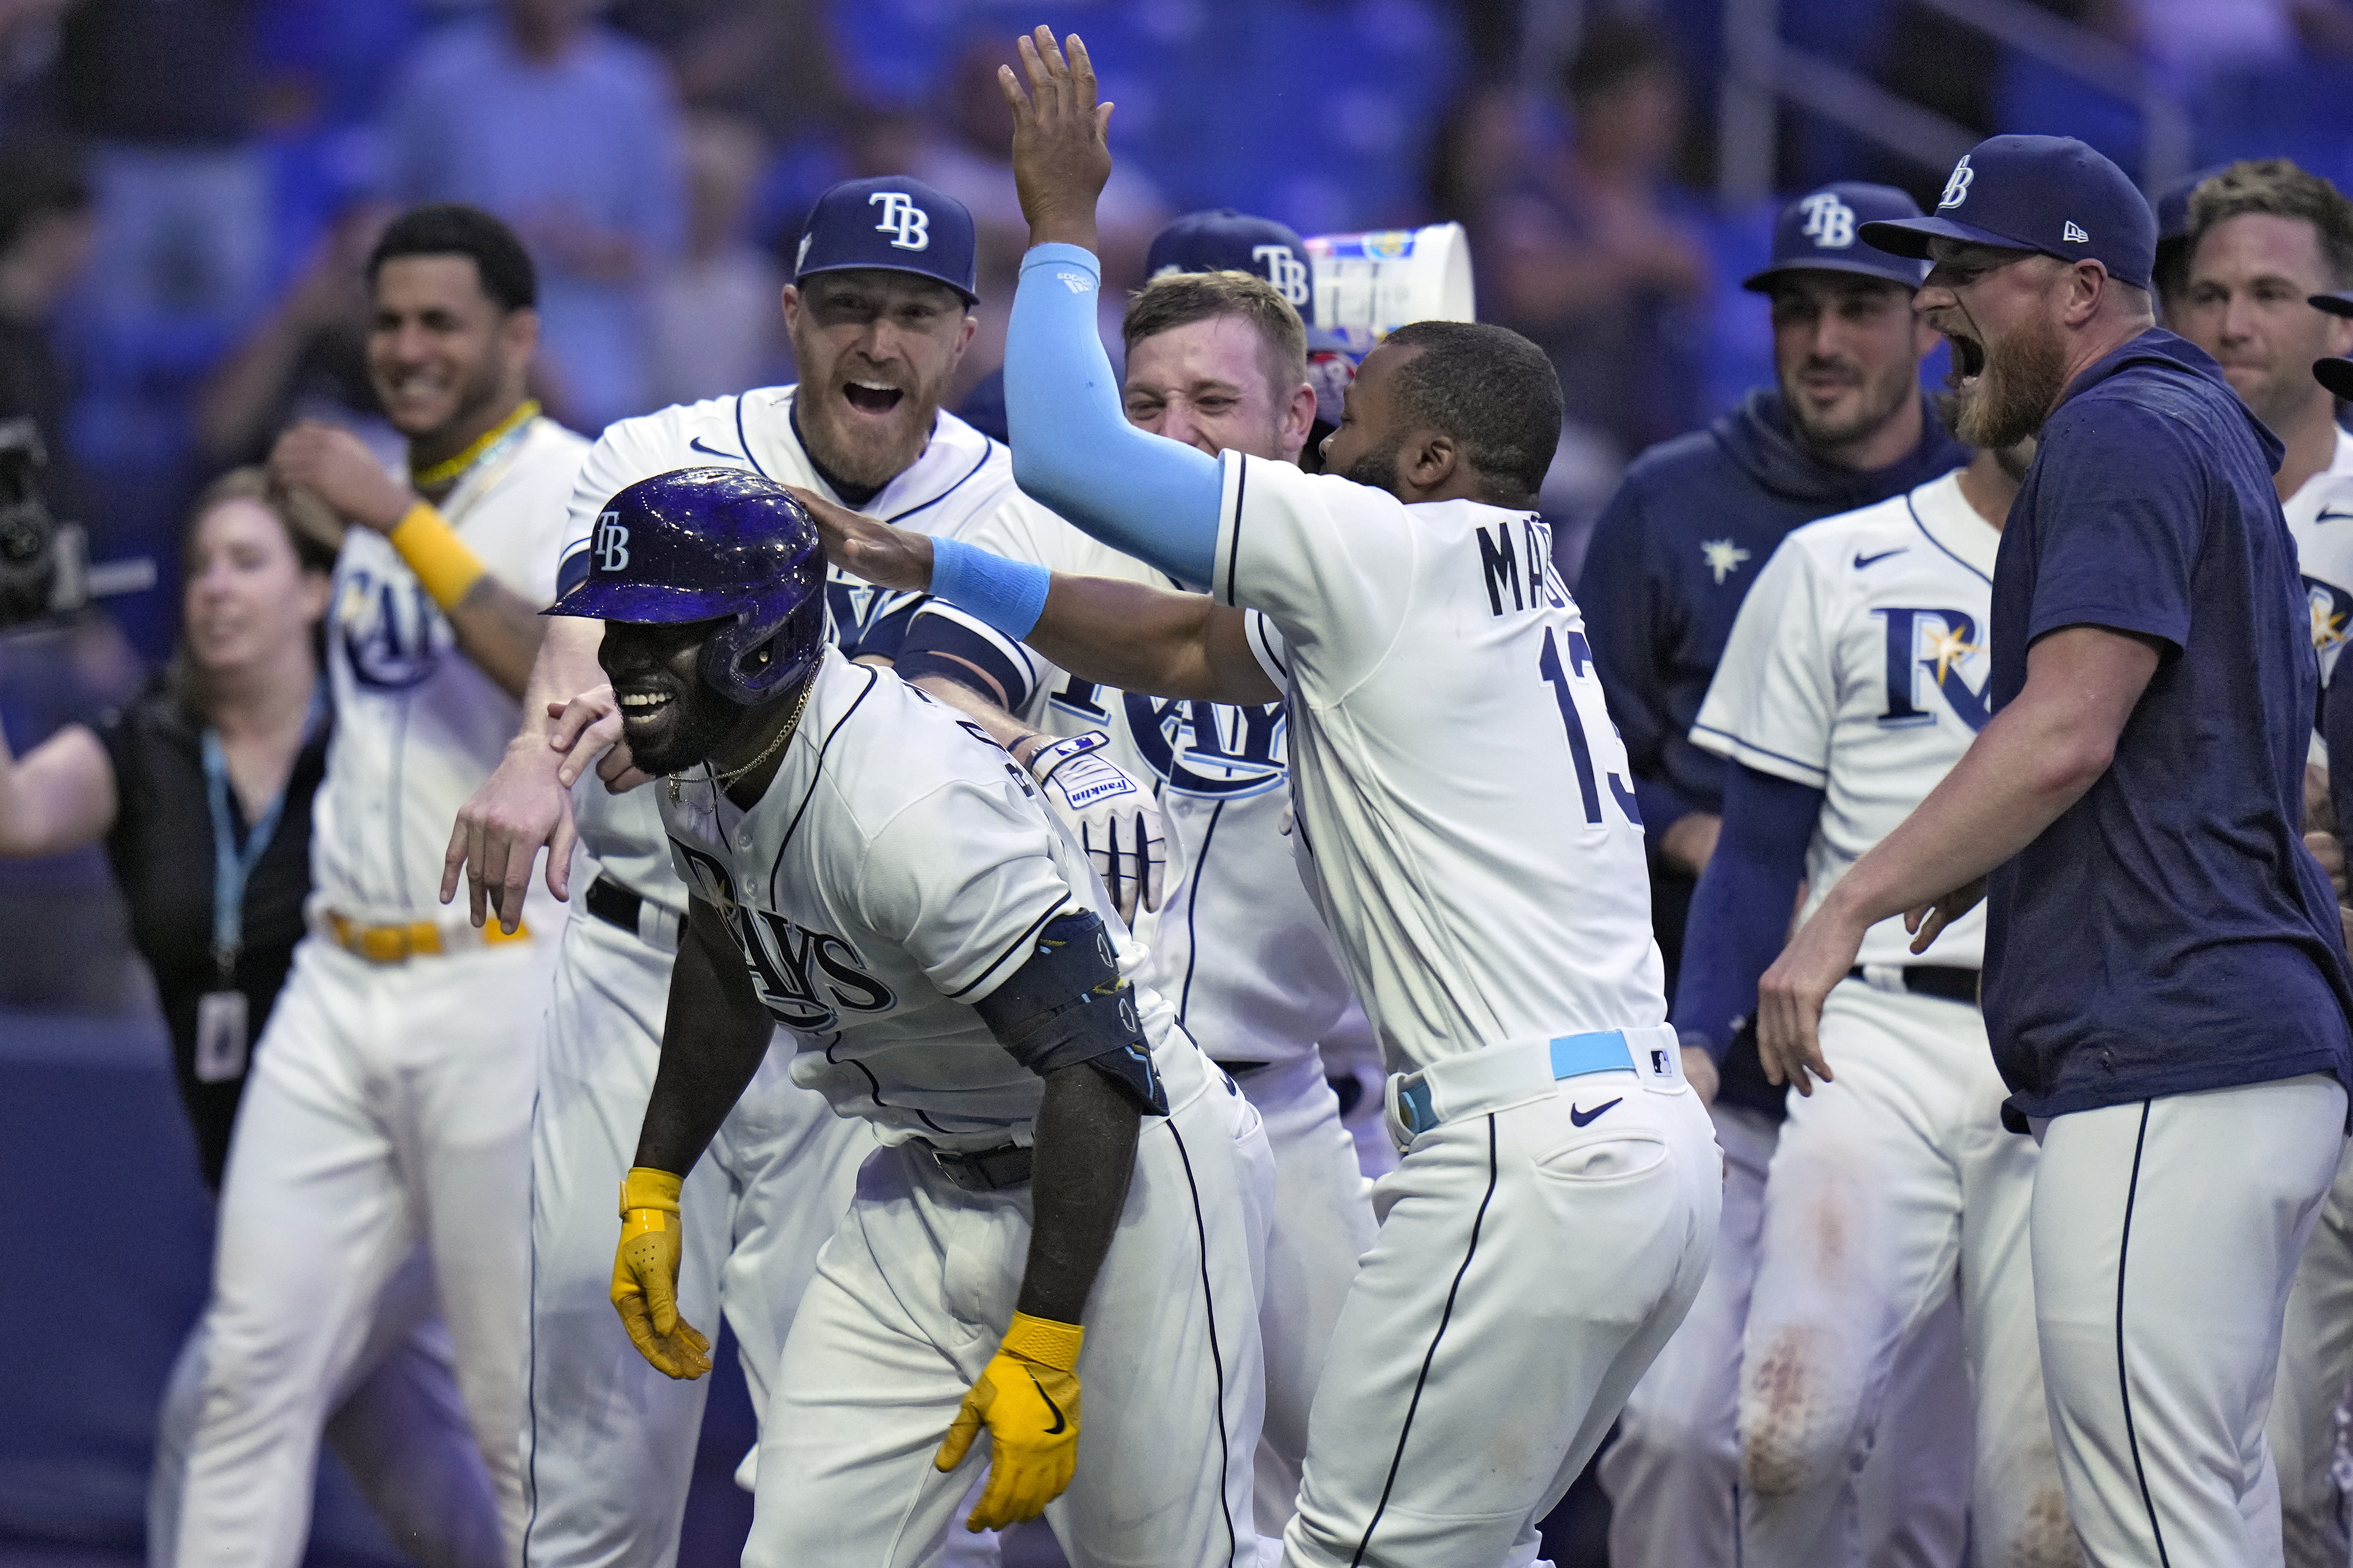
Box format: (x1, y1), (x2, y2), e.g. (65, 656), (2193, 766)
(787, 486), (934, 592)
(998, 27), (1113, 252)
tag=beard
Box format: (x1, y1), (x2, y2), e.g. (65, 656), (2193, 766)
(624, 678), (750, 779)
(1338, 439), (1405, 495)
(1956, 314), (2068, 451)
(1785, 356), (1918, 452)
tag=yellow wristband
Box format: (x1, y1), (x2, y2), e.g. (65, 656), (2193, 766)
(619, 1166), (683, 1216)
(388, 502), (487, 611)
(1001, 1310), (1085, 1372)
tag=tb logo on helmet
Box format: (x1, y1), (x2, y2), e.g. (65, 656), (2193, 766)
(869, 192), (931, 252)
(594, 511), (630, 574)
(1798, 192), (1857, 250)
(1940, 156), (1975, 211)
(1253, 244), (1312, 306)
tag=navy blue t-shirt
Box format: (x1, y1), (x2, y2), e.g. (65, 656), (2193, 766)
(1984, 329), (2353, 1120)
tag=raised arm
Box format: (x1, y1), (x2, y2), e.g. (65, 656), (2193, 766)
(0, 720), (116, 858)
(994, 29), (1224, 586)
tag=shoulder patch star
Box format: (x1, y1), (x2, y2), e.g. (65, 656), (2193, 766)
(1701, 538), (1752, 585)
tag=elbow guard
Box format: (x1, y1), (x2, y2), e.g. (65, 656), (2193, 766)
(975, 910), (1169, 1116)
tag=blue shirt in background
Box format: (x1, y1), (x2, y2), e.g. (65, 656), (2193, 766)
(1985, 328), (2353, 1123)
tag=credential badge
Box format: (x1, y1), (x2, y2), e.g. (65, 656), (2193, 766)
(868, 191), (931, 252)
(1939, 155), (1975, 211)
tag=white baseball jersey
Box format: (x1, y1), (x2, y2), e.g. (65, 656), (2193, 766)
(2284, 425), (2353, 687)
(1208, 454), (1663, 1075)
(907, 502), (1357, 1069)
(559, 388), (1021, 916)
(1691, 469), (1995, 971)
(656, 646), (1202, 1148)
(315, 415), (585, 922)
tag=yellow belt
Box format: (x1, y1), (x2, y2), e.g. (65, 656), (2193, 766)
(324, 911), (532, 965)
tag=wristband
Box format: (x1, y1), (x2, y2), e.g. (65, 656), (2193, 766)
(619, 1165), (682, 1216)
(389, 502), (488, 611)
(929, 536), (1052, 643)
(1001, 1309), (1085, 1372)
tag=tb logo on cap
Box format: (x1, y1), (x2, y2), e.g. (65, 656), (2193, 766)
(1940, 156), (1975, 211)
(869, 192), (931, 252)
(1799, 192), (1857, 249)
(594, 511), (630, 574)
(1253, 244), (1312, 306)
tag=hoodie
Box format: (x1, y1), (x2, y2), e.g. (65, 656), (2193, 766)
(1579, 389), (1969, 829)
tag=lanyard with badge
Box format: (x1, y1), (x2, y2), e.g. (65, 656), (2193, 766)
(194, 686), (326, 1083)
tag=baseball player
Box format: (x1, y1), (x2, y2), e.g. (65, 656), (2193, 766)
(891, 242), (1374, 1537)
(1763, 134), (2353, 1566)
(2170, 160), (2353, 1568)
(803, 34), (1723, 1566)
(558, 468), (1271, 1565)
(1682, 397), (2076, 1564)
(1581, 180), (1973, 1568)
(170, 204), (583, 1564)
(438, 176), (1159, 1566)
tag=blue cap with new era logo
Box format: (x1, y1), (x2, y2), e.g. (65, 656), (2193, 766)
(1860, 134), (2157, 290)
(1147, 209), (1314, 310)
(794, 176), (978, 305)
(1741, 183), (1931, 292)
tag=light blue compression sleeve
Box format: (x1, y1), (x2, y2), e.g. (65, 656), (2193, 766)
(1005, 242), (1224, 587)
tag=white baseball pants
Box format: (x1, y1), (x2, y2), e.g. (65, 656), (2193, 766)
(2033, 1073), (2347, 1567)
(174, 933), (552, 1567)
(151, 1250), (505, 1568)
(2268, 1139), (2353, 1568)
(741, 1058), (1274, 1568)
(520, 905), (876, 1566)
(1599, 1098), (1971, 1568)
(1233, 1052), (1378, 1538)
(1738, 980), (2068, 1566)
(1282, 1035), (1722, 1568)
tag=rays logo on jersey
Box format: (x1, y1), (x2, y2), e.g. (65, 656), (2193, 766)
(2305, 574), (2351, 681)
(1873, 606), (1991, 731)
(825, 571), (916, 658)
(336, 569), (446, 691)
(671, 839), (895, 1032)
(1121, 693), (1289, 800)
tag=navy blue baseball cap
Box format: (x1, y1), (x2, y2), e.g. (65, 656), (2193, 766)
(2155, 164), (2231, 243)
(1148, 209), (1314, 310)
(1742, 183), (1931, 292)
(2315, 356), (2353, 398)
(794, 176), (978, 305)
(2313, 292), (2353, 319)
(1860, 135), (2157, 290)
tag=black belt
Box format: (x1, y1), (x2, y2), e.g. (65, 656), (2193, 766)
(585, 875), (645, 937)
(924, 1141), (1033, 1192)
(1847, 965), (1980, 1007)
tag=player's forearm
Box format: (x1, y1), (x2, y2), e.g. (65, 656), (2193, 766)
(1005, 244), (1222, 586)
(444, 576), (550, 701)
(1028, 577), (1272, 704)
(1676, 765), (1820, 1055)
(913, 673), (1044, 755)
(1822, 635), (2150, 929)
(0, 723), (115, 858)
(508, 613), (606, 750)
(635, 906), (774, 1176)
(1016, 1063), (1141, 1325)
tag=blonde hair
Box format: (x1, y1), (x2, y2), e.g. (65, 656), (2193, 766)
(1122, 269), (1310, 393)
(168, 468), (336, 715)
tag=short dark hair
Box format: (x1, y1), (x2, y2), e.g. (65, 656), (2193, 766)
(0, 136), (92, 259)
(1380, 320), (1562, 504)
(1122, 271), (1309, 394)
(2187, 159), (2353, 290)
(1564, 12), (1678, 104)
(368, 204), (538, 312)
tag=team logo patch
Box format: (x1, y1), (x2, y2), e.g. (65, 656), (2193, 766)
(2062, 220), (2089, 244)
(1253, 244), (1312, 306)
(1701, 538), (1752, 585)
(1798, 192), (1857, 250)
(336, 567), (445, 691)
(1873, 606), (1991, 732)
(593, 511), (630, 574)
(868, 191), (931, 252)
(1939, 155), (1975, 211)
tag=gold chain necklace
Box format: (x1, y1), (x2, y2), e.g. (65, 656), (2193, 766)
(410, 400), (541, 491)
(671, 677), (816, 803)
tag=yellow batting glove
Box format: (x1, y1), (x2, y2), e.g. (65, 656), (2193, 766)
(609, 1167), (712, 1380)
(934, 1311), (1085, 1531)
